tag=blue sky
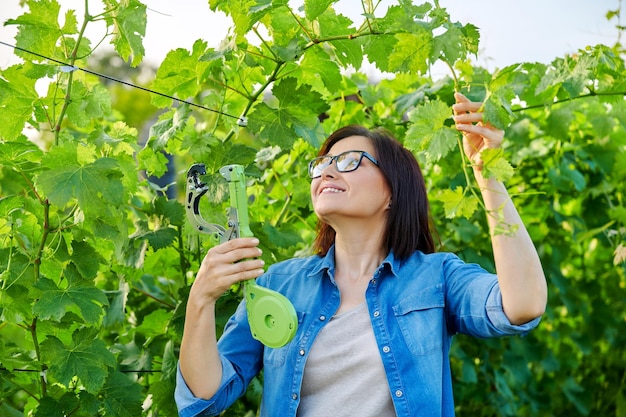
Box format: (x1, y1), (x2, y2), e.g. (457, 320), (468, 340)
(1, 0), (620, 73)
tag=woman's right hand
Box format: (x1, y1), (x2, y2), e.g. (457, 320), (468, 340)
(189, 237), (265, 305)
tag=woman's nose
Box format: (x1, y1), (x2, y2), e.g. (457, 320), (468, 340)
(320, 162), (338, 178)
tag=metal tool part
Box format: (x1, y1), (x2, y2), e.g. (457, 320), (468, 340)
(186, 164), (298, 348)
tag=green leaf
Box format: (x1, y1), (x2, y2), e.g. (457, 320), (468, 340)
(154, 197), (186, 227)
(150, 40), (209, 108)
(65, 82), (112, 128)
(34, 143), (126, 216)
(41, 329), (116, 393)
(480, 148), (514, 182)
(5, 0), (62, 59)
(305, 0), (334, 20)
(298, 47), (342, 94)
(437, 186), (479, 219)
(103, 282), (129, 329)
(248, 78), (328, 148)
(432, 23), (464, 63)
(318, 9), (363, 69)
(0, 65), (39, 140)
(406, 99), (458, 161)
(137, 146), (169, 177)
(105, 0), (147, 66)
(99, 371), (144, 417)
(33, 277), (109, 324)
(136, 309), (171, 338)
(389, 31), (432, 74)
(146, 104), (193, 150)
(70, 240), (101, 280)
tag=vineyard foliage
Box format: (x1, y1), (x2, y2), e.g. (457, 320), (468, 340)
(0, 0), (625, 415)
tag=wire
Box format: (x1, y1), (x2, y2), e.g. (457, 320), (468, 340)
(0, 41), (248, 126)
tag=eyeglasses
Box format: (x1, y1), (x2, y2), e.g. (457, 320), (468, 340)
(308, 150), (379, 179)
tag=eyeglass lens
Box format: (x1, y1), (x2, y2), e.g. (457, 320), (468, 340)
(310, 151), (363, 178)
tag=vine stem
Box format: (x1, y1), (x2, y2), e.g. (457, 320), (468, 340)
(513, 90), (626, 112)
(29, 317), (47, 397)
(33, 199), (51, 281)
(52, 0), (92, 145)
(271, 171), (293, 227)
(223, 60), (285, 143)
(177, 225), (189, 287)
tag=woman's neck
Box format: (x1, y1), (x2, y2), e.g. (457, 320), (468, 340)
(333, 232), (387, 282)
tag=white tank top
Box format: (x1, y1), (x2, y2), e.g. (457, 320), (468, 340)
(297, 303), (396, 416)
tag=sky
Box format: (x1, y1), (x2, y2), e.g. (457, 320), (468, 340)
(0, 0), (620, 75)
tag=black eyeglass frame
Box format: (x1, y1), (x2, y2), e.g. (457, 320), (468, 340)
(308, 150), (379, 179)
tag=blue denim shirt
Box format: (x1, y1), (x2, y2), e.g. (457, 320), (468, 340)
(175, 246), (540, 417)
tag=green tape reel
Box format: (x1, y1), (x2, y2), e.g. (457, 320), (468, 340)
(186, 164), (298, 348)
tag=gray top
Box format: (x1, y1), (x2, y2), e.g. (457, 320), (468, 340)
(297, 303), (396, 416)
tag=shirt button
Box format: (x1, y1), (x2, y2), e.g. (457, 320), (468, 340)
(383, 346), (390, 353)
(299, 349), (305, 356)
(319, 315), (326, 321)
(292, 393), (298, 400)
(371, 279), (376, 285)
(395, 390), (403, 397)
(373, 311), (380, 317)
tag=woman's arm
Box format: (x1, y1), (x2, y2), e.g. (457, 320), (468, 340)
(453, 93), (547, 325)
(179, 237), (264, 399)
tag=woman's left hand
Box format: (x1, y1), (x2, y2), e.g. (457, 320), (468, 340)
(452, 92), (504, 169)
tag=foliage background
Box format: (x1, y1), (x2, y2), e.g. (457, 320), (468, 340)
(0, 0), (625, 416)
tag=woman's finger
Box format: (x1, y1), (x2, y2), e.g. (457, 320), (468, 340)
(453, 112), (484, 124)
(456, 123), (503, 145)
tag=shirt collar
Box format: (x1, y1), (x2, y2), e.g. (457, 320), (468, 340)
(308, 245), (401, 281)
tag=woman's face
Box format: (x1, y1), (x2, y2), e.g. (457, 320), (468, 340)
(310, 135), (391, 226)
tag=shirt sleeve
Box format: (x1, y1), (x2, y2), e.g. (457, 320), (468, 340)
(174, 300), (265, 417)
(485, 282), (541, 335)
(174, 355), (241, 417)
(443, 254), (541, 337)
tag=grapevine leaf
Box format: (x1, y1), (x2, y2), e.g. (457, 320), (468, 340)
(432, 23), (464, 63)
(248, 78), (328, 148)
(214, 0), (288, 39)
(154, 197), (186, 227)
(480, 148), (514, 182)
(65, 82), (112, 128)
(147, 104), (193, 150)
(361, 34), (398, 73)
(102, 281), (129, 329)
(388, 31), (432, 74)
(41, 329), (116, 393)
(318, 9), (363, 69)
(5, 0), (62, 58)
(105, 0), (147, 66)
(150, 40), (209, 108)
(0, 65), (39, 140)
(33, 397), (64, 417)
(305, 0), (335, 20)
(298, 47), (342, 94)
(484, 95), (516, 131)
(33, 277), (109, 324)
(137, 147), (169, 177)
(548, 159), (587, 192)
(34, 143), (125, 216)
(144, 227), (178, 251)
(70, 240), (101, 280)
(136, 309), (171, 338)
(406, 99), (458, 161)
(437, 186), (479, 219)
(99, 371), (144, 417)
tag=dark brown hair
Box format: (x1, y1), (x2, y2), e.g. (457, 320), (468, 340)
(313, 125), (436, 259)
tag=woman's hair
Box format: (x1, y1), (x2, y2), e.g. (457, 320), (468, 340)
(313, 125), (436, 259)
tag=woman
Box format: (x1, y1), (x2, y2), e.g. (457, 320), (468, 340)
(175, 93), (548, 417)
